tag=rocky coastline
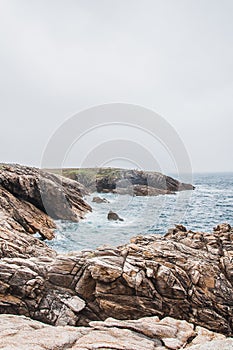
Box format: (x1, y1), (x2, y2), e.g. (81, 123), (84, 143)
(0, 164), (232, 349)
(50, 167), (195, 195)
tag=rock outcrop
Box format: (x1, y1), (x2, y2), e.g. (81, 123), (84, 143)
(107, 210), (124, 221)
(0, 313), (232, 350)
(92, 196), (110, 203)
(56, 167), (194, 195)
(0, 164), (91, 239)
(96, 169), (194, 194)
(0, 222), (233, 336)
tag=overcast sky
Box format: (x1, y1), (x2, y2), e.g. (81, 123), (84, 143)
(0, 0), (232, 173)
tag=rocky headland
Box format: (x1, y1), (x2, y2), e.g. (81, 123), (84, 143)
(50, 167), (195, 196)
(0, 164), (232, 349)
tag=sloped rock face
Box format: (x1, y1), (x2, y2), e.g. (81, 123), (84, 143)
(0, 313), (231, 350)
(0, 223), (233, 335)
(0, 225), (55, 259)
(0, 164), (91, 239)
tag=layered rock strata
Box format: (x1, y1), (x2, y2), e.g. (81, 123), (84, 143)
(0, 164), (91, 240)
(0, 223), (233, 336)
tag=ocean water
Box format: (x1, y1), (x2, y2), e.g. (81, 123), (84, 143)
(47, 173), (233, 253)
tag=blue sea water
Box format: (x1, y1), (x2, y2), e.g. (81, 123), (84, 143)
(47, 173), (233, 253)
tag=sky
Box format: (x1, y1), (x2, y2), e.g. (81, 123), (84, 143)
(0, 0), (232, 173)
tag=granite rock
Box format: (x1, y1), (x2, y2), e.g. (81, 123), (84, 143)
(0, 223), (233, 335)
(0, 314), (232, 350)
(0, 164), (91, 239)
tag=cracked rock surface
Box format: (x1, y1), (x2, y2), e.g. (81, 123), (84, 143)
(0, 313), (232, 350)
(0, 223), (233, 336)
(0, 164), (91, 240)
(0, 164), (232, 348)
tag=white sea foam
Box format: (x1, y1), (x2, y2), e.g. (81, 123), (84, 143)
(47, 173), (233, 253)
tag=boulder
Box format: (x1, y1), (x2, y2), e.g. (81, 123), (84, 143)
(92, 196), (109, 203)
(107, 210), (124, 221)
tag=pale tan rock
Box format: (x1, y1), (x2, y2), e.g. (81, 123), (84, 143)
(0, 314), (88, 350)
(188, 338), (233, 350)
(159, 317), (195, 349)
(187, 326), (226, 347)
(88, 255), (123, 282)
(90, 316), (195, 349)
(0, 314), (232, 350)
(74, 327), (157, 350)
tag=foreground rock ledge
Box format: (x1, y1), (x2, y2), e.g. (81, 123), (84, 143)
(0, 313), (232, 350)
(0, 223), (233, 336)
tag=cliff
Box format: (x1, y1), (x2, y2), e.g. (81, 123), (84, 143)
(0, 164), (91, 240)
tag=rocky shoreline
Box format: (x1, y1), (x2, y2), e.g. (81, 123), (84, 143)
(1, 223), (233, 349)
(0, 164), (232, 349)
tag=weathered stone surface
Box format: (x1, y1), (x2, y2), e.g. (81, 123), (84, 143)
(90, 316), (195, 349)
(187, 326), (226, 347)
(0, 226), (55, 259)
(0, 164), (91, 239)
(0, 314), (232, 350)
(0, 223), (233, 336)
(0, 185), (56, 240)
(188, 339), (233, 350)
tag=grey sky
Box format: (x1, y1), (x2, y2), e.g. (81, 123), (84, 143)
(0, 0), (232, 172)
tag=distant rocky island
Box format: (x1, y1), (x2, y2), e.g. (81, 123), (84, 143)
(0, 163), (232, 349)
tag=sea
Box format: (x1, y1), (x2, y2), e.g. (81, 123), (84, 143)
(47, 173), (233, 253)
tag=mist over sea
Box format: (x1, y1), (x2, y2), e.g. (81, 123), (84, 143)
(47, 173), (233, 253)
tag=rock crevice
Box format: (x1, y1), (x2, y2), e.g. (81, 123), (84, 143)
(0, 223), (233, 335)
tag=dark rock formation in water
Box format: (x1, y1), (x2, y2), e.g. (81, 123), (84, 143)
(0, 219), (233, 336)
(92, 196), (110, 203)
(107, 210), (124, 221)
(0, 164), (91, 239)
